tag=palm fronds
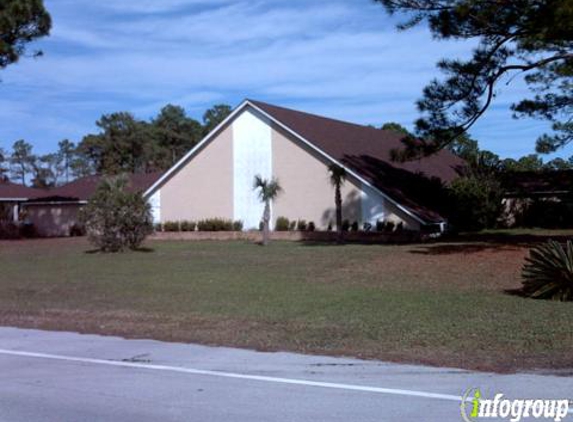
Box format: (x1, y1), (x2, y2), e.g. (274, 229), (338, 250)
(253, 175), (282, 202)
(521, 240), (573, 301)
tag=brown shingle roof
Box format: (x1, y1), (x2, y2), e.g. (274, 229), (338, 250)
(0, 181), (45, 200)
(30, 172), (163, 202)
(250, 100), (466, 224)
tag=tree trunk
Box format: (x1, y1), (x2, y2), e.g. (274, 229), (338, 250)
(335, 183), (343, 243)
(262, 201), (271, 246)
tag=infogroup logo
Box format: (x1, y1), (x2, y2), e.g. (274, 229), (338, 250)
(461, 388), (570, 422)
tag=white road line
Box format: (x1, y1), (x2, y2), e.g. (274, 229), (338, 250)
(0, 348), (462, 401)
(0, 348), (571, 414)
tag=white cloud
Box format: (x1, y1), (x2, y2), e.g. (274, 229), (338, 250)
(0, 0), (565, 159)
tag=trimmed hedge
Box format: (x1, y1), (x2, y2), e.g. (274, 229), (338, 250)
(275, 216), (290, 231)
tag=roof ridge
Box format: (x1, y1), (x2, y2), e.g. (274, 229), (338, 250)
(248, 99), (389, 134)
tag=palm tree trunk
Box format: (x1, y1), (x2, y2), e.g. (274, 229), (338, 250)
(262, 200), (271, 246)
(335, 183), (343, 243)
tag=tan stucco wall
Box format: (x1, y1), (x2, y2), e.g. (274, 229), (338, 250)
(159, 125), (233, 222)
(25, 203), (82, 237)
(271, 125), (420, 230)
(271, 125), (363, 229)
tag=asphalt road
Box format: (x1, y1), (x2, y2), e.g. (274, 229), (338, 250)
(0, 327), (571, 422)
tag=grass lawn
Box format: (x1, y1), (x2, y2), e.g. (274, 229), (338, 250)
(1, 231), (572, 373)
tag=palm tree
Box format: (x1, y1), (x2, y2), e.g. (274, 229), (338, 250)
(253, 175), (282, 246)
(328, 163), (347, 243)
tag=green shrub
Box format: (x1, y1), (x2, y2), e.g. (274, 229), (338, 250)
(233, 220), (244, 231)
(0, 221), (20, 239)
(197, 218), (234, 231)
(385, 221), (395, 232)
(163, 221), (180, 232)
(153, 223), (163, 232)
(327, 222), (333, 231)
(308, 221), (316, 232)
(376, 220), (384, 232)
(296, 219), (307, 231)
(448, 175), (503, 231)
(275, 216), (290, 231)
(289, 221), (297, 231)
(180, 220), (196, 232)
(70, 223), (86, 237)
(521, 240), (573, 301)
(79, 175), (153, 252)
(351, 221), (359, 232)
(342, 219), (350, 232)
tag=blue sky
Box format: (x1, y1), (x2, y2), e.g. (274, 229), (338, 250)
(0, 0), (570, 160)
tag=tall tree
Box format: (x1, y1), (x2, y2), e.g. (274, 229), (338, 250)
(152, 104), (202, 167)
(202, 104), (232, 136)
(57, 139), (75, 184)
(376, 0), (573, 158)
(380, 122), (412, 136)
(0, 148), (8, 181)
(9, 139), (35, 185)
(502, 154), (544, 172)
(0, 0), (51, 71)
(77, 113), (154, 174)
(253, 175), (282, 246)
(328, 163), (347, 243)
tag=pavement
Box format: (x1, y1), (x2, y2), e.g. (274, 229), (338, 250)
(0, 327), (571, 422)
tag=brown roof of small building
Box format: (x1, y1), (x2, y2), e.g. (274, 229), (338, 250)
(250, 100), (466, 223)
(30, 172), (163, 202)
(0, 181), (46, 200)
(501, 170), (573, 197)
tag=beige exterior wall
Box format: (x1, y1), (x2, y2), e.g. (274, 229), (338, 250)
(159, 125), (234, 222)
(271, 125), (420, 230)
(25, 203), (82, 237)
(271, 125), (362, 229)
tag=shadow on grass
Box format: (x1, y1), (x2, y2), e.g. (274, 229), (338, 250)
(84, 246), (155, 254)
(410, 231), (573, 256)
(504, 287), (528, 298)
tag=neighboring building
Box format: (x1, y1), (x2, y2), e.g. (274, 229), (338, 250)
(0, 182), (45, 223)
(144, 100), (464, 231)
(24, 173), (161, 237)
(500, 170), (573, 227)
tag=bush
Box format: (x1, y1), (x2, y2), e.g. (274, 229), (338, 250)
(385, 221), (395, 232)
(447, 175), (503, 231)
(275, 216), (290, 231)
(327, 222), (333, 231)
(363, 222), (372, 232)
(233, 220), (244, 231)
(163, 221), (180, 232)
(308, 221), (316, 232)
(396, 222), (404, 232)
(376, 220), (384, 232)
(296, 219), (307, 231)
(197, 218), (234, 231)
(0, 221), (20, 239)
(69, 223), (85, 237)
(289, 221), (297, 231)
(342, 219), (350, 232)
(80, 175), (153, 252)
(522, 240), (573, 301)
(180, 220), (196, 232)
(154, 223), (163, 232)
(351, 221), (359, 232)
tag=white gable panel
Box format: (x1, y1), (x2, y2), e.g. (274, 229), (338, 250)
(361, 183), (386, 226)
(232, 109), (273, 230)
(149, 190), (161, 224)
